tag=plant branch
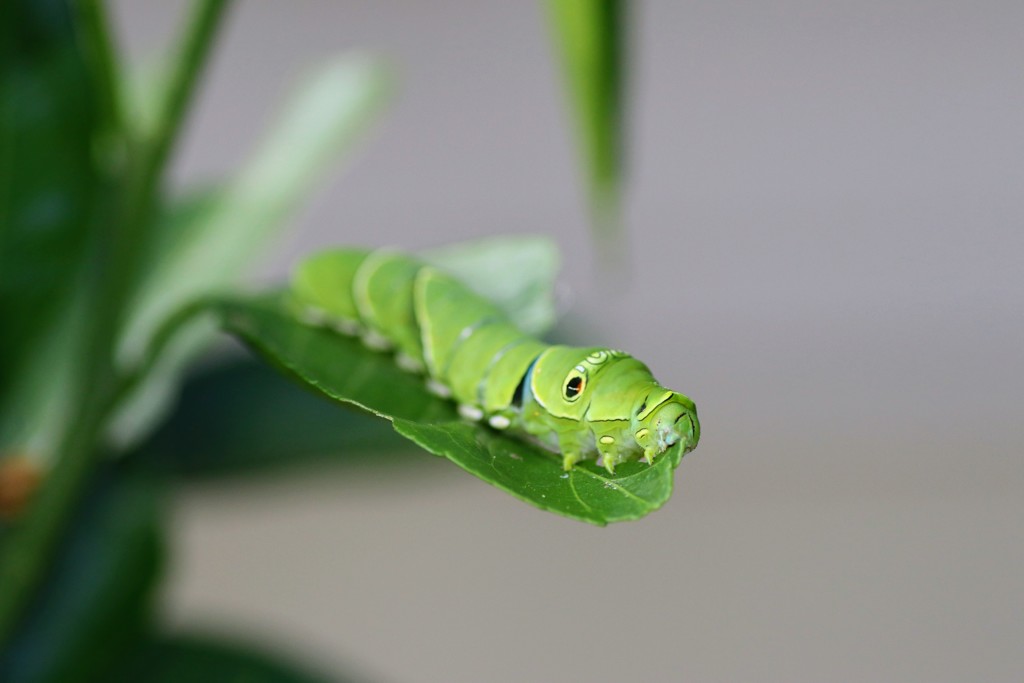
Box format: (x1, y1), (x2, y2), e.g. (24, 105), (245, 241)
(110, 297), (220, 410)
(142, 0), (233, 193)
(73, 0), (123, 137)
(118, 0), (233, 312)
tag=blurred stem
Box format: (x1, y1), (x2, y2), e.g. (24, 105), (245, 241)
(0, 0), (232, 648)
(111, 297), (218, 410)
(114, 0), (233, 326)
(546, 0), (627, 264)
(139, 0), (232, 198)
(73, 0), (123, 136)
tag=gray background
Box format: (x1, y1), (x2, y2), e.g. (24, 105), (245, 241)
(115, 2), (1023, 681)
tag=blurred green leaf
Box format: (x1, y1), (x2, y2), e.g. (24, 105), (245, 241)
(0, 0), (101, 458)
(422, 235), (560, 336)
(130, 356), (412, 478)
(0, 0), (98, 362)
(0, 464), (165, 683)
(218, 296), (685, 525)
(0, 273), (92, 463)
(546, 0), (626, 248)
(121, 54), (391, 361)
(109, 54), (392, 448)
(113, 632), (344, 683)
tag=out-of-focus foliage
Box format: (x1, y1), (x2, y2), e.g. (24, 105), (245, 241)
(112, 633), (341, 683)
(110, 55), (390, 450)
(0, 0), (390, 670)
(130, 357), (411, 478)
(547, 0), (626, 249)
(0, 0), (635, 678)
(0, 464), (165, 683)
(0, 0), (99, 461)
(0, 0), (97, 371)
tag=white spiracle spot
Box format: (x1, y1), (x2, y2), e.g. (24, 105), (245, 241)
(458, 404), (484, 421)
(299, 307), (329, 327)
(426, 379), (452, 398)
(331, 319), (361, 336)
(395, 353), (424, 373)
(488, 415), (511, 430)
(361, 330), (393, 351)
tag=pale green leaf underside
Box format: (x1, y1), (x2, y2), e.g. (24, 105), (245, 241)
(217, 296), (685, 525)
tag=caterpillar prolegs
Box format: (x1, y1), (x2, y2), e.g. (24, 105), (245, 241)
(291, 248), (700, 473)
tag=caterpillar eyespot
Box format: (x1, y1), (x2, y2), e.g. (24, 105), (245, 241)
(291, 248), (700, 473)
(564, 375), (584, 400)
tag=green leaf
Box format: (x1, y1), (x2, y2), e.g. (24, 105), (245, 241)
(109, 54), (392, 448)
(422, 235), (560, 335)
(217, 296), (685, 525)
(0, 0), (101, 459)
(112, 632), (340, 683)
(130, 357), (411, 478)
(0, 0), (99, 363)
(546, 0), (626, 250)
(393, 419), (681, 525)
(0, 464), (166, 683)
(0, 272), (93, 464)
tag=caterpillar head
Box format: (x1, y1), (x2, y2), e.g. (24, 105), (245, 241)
(631, 391), (700, 462)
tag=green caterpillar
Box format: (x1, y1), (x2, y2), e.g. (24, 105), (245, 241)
(291, 248), (700, 472)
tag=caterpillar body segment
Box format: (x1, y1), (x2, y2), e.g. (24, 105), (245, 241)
(354, 251), (424, 361)
(291, 248), (700, 472)
(291, 248), (370, 328)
